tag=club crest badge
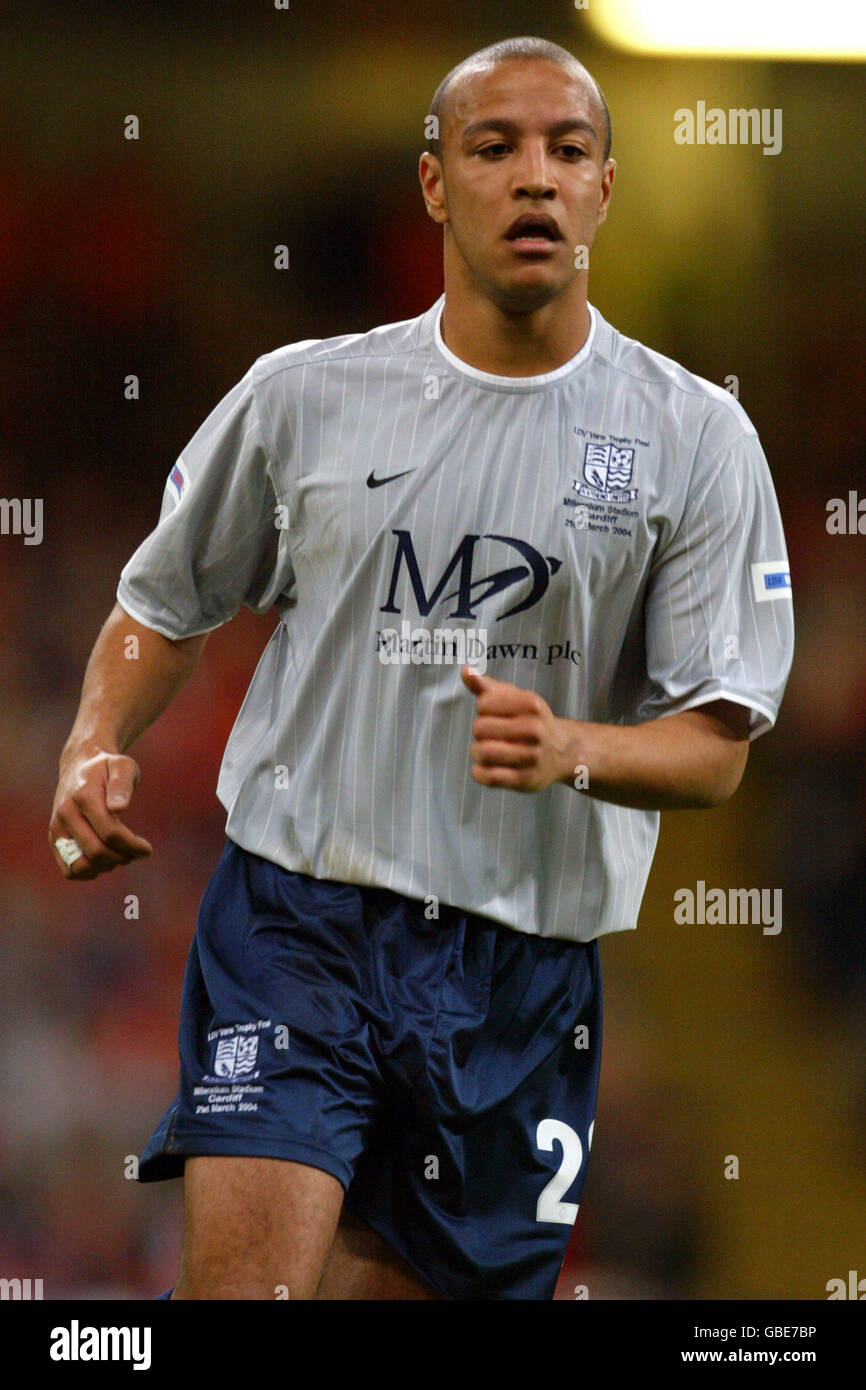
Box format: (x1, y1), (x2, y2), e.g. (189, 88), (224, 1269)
(213, 1033), (259, 1080)
(575, 443), (639, 502)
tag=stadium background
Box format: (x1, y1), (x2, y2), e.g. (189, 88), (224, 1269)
(1, 2), (864, 1298)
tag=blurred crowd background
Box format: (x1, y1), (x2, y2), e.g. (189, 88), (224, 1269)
(1, 2), (864, 1299)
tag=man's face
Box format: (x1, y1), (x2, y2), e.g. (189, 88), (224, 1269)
(422, 59), (615, 313)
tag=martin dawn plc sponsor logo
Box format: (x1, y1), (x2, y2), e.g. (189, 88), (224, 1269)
(380, 529), (561, 622)
(378, 621), (489, 672)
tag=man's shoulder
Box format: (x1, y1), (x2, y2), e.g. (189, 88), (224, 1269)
(250, 299), (440, 391)
(594, 309), (757, 439)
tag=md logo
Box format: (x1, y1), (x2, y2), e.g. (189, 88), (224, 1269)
(380, 530), (562, 621)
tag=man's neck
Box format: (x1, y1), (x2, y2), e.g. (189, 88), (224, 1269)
(439, 284), (591, 377)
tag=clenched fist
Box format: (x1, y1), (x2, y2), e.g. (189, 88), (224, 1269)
(461, 666), (572, 793)
(49, 747), (153, 880)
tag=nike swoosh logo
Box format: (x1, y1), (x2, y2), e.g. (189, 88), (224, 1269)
(366, 468), (416, 488)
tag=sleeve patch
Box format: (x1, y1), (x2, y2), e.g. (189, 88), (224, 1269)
(751, 561), (792, 602)
(168, 458), (190, 504)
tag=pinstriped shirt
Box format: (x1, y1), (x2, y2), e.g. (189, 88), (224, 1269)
(117, 295), (794, 941)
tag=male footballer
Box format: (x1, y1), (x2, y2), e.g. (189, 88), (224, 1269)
(49, 36), (794, 1299)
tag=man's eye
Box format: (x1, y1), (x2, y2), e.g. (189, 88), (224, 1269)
(477, 143), (510, 157)
(558, 145), (587, 159)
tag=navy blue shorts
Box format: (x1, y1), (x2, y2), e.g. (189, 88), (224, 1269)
(139, 839), (602, 1299)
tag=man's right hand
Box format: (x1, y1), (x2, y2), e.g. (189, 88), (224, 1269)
(49, 747), (154, 880)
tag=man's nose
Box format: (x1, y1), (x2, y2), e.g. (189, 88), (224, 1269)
(512, 144), (557, 198)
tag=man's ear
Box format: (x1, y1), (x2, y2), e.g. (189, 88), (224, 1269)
(419, 151), (449, 225)
(596, 158), (616, 225)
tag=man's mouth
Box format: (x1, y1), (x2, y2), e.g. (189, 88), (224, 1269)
(504, 214), (563, 251)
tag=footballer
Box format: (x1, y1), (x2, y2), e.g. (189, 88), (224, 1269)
(49, 37), (794, 1299)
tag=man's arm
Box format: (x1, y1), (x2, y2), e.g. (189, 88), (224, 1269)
(49, 602), (209, 879)
(461, 668), (750, 810)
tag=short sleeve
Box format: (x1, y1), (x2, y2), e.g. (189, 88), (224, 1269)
(117, 363), (293, 638)
(639, 429), (794, 739)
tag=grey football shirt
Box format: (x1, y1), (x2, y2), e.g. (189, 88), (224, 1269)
(117, 295), (794, 942)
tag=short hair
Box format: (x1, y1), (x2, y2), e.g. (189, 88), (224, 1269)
(427, 37), (611, 166)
